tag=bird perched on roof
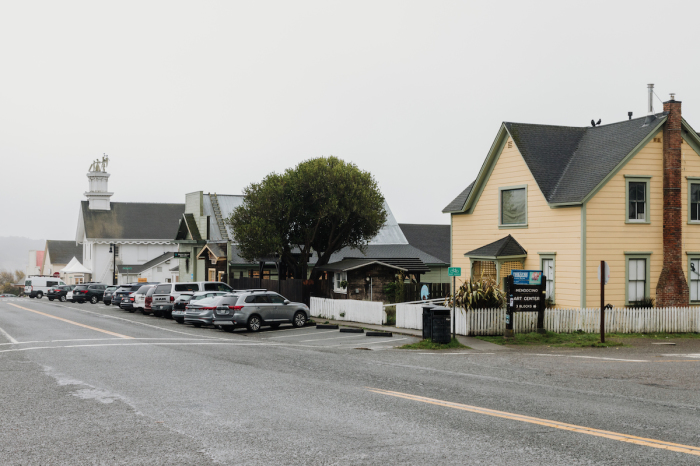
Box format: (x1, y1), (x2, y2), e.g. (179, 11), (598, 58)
(597, 119), (601, 126)
(591, 119), (596, 127)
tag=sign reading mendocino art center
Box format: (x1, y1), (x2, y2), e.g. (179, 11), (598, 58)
(508, 270), (545, 313)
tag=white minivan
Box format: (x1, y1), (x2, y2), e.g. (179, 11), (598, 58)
(25, 277), (67, 299)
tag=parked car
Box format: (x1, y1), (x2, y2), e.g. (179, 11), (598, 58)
(102, 286), (119, 305)
(132, 285), (156, 314)
(184, 295), (227, 327)
(172, 291), (229, 324)
(24, 276), (66, 299)
(143, 286), (157, 315)
(66, 288), (75, 302)
(0, 293), (17, 297)
(151, 282), (232, 318)
(115, 283), (159, 310)
(213, 290), (310, 332)
(72, 283), (107, 304)
(47, 285), (75, 302)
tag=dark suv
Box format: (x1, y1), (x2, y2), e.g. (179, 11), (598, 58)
(72, 283), (107, 304)
(47, 285), (75, 302)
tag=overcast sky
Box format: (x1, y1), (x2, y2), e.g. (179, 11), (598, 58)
(2, 0), (699, 241)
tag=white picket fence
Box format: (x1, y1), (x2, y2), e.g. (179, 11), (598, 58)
(396, 304), (700, 336)
(310, 297), (386, 325)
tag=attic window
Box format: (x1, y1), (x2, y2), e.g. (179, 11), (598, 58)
(653, 137), (661, 143)
(507, 141), (513, 149)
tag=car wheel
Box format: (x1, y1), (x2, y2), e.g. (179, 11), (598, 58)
(49, 298), (54, 301)
(292, 312), (307, 328)
(90, 296), (98, 304)
(270, 323), (281, 329)
(36, 292), (43, 299)
(60, 296), (67, 302)
(247, 315), (262, 332)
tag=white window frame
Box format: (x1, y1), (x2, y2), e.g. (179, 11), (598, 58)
(334, 272), (348, 293)
(625, 252), (651, 305)
(624, 175), (651, 224)
(539, 253), (555, 302)
(688, 254), (700, 303)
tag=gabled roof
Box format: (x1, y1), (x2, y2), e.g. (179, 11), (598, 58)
(444, 113), (669, 212)
(464, 235), (527, 258)
(80, 201), (185, 240)
(316, 258), (408, 273)
(399, 224), (450, 264)
(60, 257), (92, 274)
(117, 252), (174, 274)
(46, 240), (82, 265)
(197, 242), (227, 260)
(182, 213), (202, 241)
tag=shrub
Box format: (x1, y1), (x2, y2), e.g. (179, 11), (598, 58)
(445, 277), (506, 310)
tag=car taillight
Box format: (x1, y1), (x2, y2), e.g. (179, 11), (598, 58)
(185, 305), (190, 310)
(130, 297), (134, 301)
(145, 297), (152, 304)
(170, 296), (174, 302)
(230, 305), (243, 310)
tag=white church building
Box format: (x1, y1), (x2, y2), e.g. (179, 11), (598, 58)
(75, 158), (184, 284)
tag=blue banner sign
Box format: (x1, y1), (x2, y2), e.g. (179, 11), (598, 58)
(511, 270), (543, 285)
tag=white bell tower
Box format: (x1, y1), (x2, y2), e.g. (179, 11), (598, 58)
(84, 154), (113, 210)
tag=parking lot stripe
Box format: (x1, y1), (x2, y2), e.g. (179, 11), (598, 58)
(0, 325), (18, 344)
(8, 303), (133, 339)
(367, 387), (700, 456)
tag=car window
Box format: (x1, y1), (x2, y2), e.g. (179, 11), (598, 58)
(255, 295), (271, 304)
(25, 280), (31, 286)
(176, 295), (193, 302)
(146, 287), (156, 297)
(203, 283), (217, 291)
(191, 295), (209, 302)
(268, 294), (285, 304)
(75, 285), (88, 290)
(244, 295), (256, 303)
(195, 297), (218, 305)
(217, 283), (232, 292)
(47, 281), (58, 287)
(155, 284), (172, 294)
(175, 283), (200, 292)
(137, 285), (151, 294)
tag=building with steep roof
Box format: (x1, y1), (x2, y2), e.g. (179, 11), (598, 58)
(444, 92), (700, 308)
(75, 163), (184, 284)
(41, 240), (83, 278)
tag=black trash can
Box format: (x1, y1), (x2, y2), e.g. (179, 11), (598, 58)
(422, 305), (435, 340)
(430, 306), (452, 344)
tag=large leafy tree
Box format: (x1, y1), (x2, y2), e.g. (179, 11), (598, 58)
(226, 156), (387, 279)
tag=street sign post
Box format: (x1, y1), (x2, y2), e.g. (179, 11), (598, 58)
(174, 252), (191, 259)
(448, 267), (461, 340)
(598, 261), (610, 343)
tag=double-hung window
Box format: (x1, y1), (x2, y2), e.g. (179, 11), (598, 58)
(542, 258), (554, 300)
(625, 176), (651, 223)
(334, 272), (347, 293)
(499, 186), (527, 227)
(627, 258), (647, 303)
(689, 180), (700, 223)
(690, 258), (700, 302)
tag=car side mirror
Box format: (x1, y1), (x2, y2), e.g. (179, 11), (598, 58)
(283, 300), (290, 305)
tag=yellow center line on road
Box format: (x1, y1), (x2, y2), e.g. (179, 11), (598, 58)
(367, 387), (700, 457)
(8, 303), (133, 339)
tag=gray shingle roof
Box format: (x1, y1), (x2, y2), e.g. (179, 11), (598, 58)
(118, 252), (174, 274)
(81, 201), (185, 240)
(464, 235), (527, 258)
(444, 114), (667, 211)
(46, 240), (83, 265)
(316, 258), (408, 273)
(442, 181), (474, 213)
(328, 244), (444, 266)
(399, 224), (450, 264)
(183, 213), (202, 241)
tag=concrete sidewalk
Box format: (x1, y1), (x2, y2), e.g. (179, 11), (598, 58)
(313, 318), (511, 352)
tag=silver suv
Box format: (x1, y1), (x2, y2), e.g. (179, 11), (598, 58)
(172, 291), (228, 324)
(212, 291), (310, 332)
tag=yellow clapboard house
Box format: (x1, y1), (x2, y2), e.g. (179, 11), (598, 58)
(444, 95), (700, 308)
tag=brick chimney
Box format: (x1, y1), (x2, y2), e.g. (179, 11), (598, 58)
(656, 97), (689, 306)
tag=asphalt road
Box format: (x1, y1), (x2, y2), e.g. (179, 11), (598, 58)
(1, 297), (700, 465)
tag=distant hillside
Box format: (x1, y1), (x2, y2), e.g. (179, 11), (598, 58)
(0, 236), (46, 272)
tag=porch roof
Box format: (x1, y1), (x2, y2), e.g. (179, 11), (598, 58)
(316, 258), (408, 273)
(464, 235), (527, 259)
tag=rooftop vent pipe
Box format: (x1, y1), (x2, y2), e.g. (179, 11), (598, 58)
(643, 84), (656, 126)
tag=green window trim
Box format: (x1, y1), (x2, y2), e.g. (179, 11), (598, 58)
(687, 177), (700, 224)
(498, 184), (528, 229)
(624, 252), (652, 305)
(539, 253), (556, 302)
(624, 175), (652, 224)
(687, 254), (700, 304)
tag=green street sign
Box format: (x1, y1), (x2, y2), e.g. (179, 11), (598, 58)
(448, 267), (461, 277)
(122, 267), (132, 270)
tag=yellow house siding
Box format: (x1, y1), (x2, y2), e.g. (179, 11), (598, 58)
(681, 138), (700, 281)
(585, 137), (664, 307)
(451, 136), (581, 308)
